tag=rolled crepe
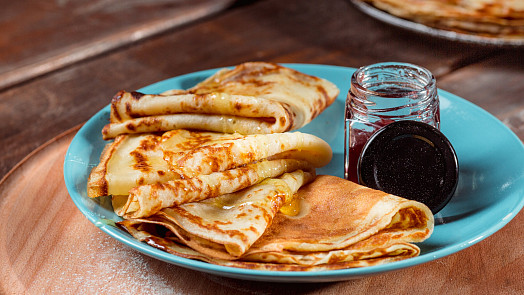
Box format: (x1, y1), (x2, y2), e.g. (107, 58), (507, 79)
(118, 175), (434, 270)
(102, 62), (339, 139)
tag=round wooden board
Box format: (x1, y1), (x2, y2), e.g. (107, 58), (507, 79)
(0, 128), (208, 294)
(0, 128), (522, 294)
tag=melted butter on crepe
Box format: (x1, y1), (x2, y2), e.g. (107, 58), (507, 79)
(278, 194), (303, 217)
(118, 175), (434, 270)
(102, 62), (339, 139)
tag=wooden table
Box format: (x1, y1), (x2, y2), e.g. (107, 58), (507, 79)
(1, 0), (523, 293)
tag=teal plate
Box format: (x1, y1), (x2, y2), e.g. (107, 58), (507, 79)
(64, 64), (524, 282)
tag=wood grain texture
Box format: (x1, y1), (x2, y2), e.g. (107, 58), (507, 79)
(0, 126), (521, 294)
(0, 0), (235, 90)
(437, 49), (524, 140)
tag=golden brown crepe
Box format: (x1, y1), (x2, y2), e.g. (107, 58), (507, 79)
(119, 221), (419, 271)
(89, 61), (433, 271)
(117, 159), (313, 218)
(87, 133), (179, 199)
(161, 129), (332, 178)
(87, 129), (332, 198)
(118, 175), (434, 270)
(361, 0), (524, 38)
(101, 62), (339, 139)
(124, 170), (316, 259)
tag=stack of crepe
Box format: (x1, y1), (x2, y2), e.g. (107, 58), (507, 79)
(88, 62), (434, 270)
(117, 175), (434, 270)
(361, 0), (524, 39)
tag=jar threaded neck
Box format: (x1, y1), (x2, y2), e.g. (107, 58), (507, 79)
(348, 62), (438, 122)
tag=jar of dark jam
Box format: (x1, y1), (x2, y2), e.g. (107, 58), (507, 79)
(344, 62), (440, 183)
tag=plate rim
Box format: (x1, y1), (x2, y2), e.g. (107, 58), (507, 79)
(64, 63), (524, 282)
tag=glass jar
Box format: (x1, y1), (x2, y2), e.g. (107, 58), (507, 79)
(344, 62), (440, 183)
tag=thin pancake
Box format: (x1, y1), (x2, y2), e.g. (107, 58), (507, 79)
(161, 129), (332, 177)
(245, 175), (433, 255)
(120, 159), (314, 218)
(102, 62), (339, 139)
(87, 133), (178, 198)
(125, 169), (315, 259)
(87, 130), (331, 198)
(118, 175), (434, 269)
(119, 220), (419, 271)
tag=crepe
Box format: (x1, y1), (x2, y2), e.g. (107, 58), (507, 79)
(101, 62), (339, 139)
(119, 220), (420, 271)
(361, 0), (524, 38)
(241, 175), (433, 261)
(118, 175), (434, 270)
(87, 129), (331, 198)
(161, 129), (332, 177)
(87, 133), (178, 198)
(118, 159), (314, 218)
(124, 170), (316, 259)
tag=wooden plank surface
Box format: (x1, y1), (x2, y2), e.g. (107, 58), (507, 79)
(0, 0), (235, 90)
(0, 0), (523, 293)
(437, 50), (524, 140)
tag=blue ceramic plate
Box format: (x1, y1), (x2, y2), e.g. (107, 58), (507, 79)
(64, 64), (524, 282)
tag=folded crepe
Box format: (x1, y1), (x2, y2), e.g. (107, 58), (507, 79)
(88, 129), (332, 198)
(118, 175), (434, 270)
(119, 221), (421, 271)
(361, 0), (524, 38)
(116, 159), (313, 218)
(161, 129), (332, 177)
(87, 133), (179, 198)
(101, 62), (339, 139)
(122, 169), (316, 259)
